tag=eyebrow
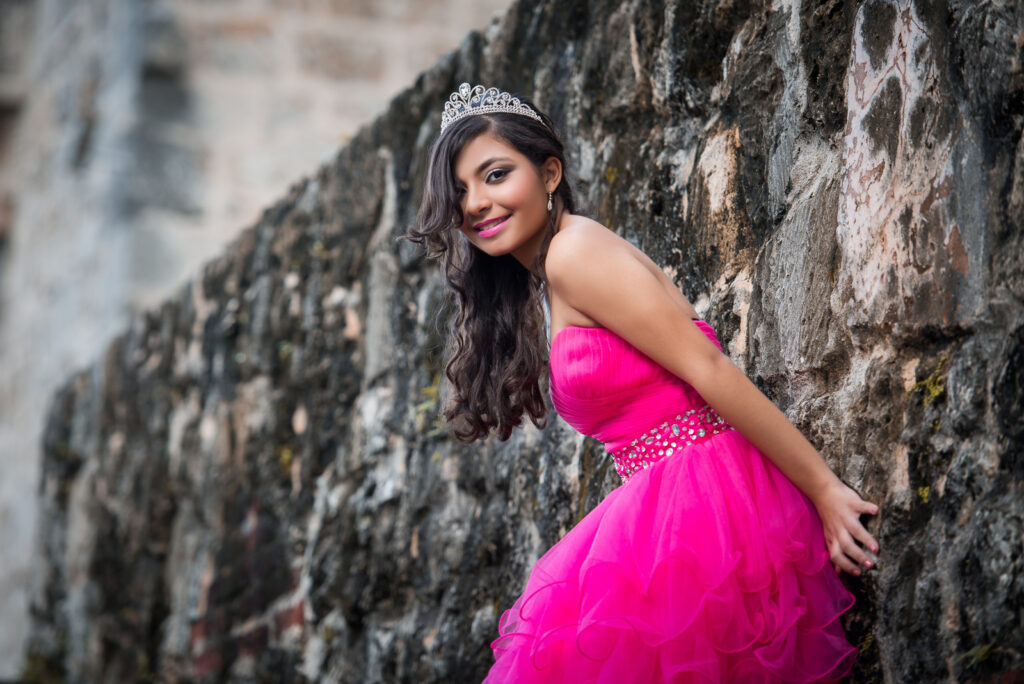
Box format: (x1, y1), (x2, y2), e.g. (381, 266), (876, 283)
(456, 156), (513, 185)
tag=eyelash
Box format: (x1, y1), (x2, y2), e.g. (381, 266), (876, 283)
(456, 168), (508, 195)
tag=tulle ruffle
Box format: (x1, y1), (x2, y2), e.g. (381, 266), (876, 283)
(484, 429), (857, 683)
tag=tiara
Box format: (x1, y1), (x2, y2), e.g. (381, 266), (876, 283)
(440, 82), (545, 133)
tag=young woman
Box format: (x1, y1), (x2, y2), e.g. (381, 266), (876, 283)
(405, 83), (880, 683)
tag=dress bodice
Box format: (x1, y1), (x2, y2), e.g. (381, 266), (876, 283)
(548, 320), (733, 481)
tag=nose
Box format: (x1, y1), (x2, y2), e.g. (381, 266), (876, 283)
(465, 183), (489, 218)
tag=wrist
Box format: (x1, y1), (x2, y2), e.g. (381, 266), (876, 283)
(807, 470), (844, 507)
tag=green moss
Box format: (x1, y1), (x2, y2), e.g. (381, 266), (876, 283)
(426, 417), (446, 439)
(917, 485), (930, 503)
(421, 372), (440, 400)
(909, 355), (948, 407)
(858, 631), (875, 654)
(957, 642), (994, 668)
(136, 651), (155, 682)
(278, 446), (293, 476)
(310, 240), (329, 259)
(416, 373), (441, 417)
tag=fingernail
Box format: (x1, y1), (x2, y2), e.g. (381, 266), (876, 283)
(854, 569), (861, 576)
(864, 560), (872, 568)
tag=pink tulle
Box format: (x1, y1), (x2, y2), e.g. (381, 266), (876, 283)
(484, 430), (856, 683)
(483, 320), (858, 682)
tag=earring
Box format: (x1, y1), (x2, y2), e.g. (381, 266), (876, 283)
(547, 192), (553, 212)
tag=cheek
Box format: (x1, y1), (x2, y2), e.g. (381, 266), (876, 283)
(504, 182), (537, 209)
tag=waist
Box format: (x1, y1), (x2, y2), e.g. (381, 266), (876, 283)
(608, 404), (734, 483)
(554, 383), (710, 449)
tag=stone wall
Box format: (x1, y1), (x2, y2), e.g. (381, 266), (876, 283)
(0, 0), (510, 675)
(22, 0), (1024, 681)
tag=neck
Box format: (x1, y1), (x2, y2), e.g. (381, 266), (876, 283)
(512, 206), (566, 271)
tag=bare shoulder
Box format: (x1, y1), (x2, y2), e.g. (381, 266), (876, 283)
(551, 214), (621, 244)
(546, 216), (631, 273)
(546, 215), (700, 321)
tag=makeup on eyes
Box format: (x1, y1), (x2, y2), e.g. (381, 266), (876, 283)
(456, 165), (511, 193)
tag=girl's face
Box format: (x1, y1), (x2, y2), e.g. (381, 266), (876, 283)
(452, 131), (561, 268)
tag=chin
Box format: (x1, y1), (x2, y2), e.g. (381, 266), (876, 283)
(476, 243), (510, 258)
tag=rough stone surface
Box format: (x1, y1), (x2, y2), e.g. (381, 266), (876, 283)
(22, 0), (1024, 682)
(0, 0), (510, 675)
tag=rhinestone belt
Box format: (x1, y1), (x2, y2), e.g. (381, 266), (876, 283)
(609, 404), (734, 483)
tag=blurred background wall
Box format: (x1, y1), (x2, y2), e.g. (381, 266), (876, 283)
(0, 0), (512, 674)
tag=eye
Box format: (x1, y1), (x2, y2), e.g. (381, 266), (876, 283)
(453, 168), (508, 196)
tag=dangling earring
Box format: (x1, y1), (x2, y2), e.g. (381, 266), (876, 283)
(547, 191), (553, 212)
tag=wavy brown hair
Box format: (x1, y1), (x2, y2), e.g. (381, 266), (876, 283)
(401, 91), (579, 443)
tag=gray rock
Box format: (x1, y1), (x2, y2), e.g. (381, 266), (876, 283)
(22, 0), (1024, 682)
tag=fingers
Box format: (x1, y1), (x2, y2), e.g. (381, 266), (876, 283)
(843, 536), (874, 573)
(830, 542), (861, 576)
(861, 504), (881, 554)
(831, 529), (878, 577)
(847, 493), (881, 553)
(851, 519), (880, 555)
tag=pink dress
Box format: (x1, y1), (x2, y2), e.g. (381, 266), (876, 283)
(483, 320), (857, 683)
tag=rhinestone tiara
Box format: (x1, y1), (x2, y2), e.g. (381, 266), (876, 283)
(440, 82), (546, 133)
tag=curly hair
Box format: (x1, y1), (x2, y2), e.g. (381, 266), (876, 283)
(401, 90), (580, 443)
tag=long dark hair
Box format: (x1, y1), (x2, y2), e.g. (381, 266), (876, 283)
(401, 91), (579, 443)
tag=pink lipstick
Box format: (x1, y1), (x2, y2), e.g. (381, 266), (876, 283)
(476, 214), (511, 238)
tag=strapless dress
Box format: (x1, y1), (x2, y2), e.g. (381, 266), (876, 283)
(482, 320), (857, 683)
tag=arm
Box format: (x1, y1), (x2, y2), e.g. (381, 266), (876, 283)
(545, 225), (879, 575)
(693, 353), (880, 575)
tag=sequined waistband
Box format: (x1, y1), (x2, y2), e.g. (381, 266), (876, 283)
(608, 404), (734, 483)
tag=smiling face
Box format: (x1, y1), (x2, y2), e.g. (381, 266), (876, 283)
(452, 130), (562, 268)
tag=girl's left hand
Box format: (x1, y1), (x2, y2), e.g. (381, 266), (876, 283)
(811, 479), (880, 576)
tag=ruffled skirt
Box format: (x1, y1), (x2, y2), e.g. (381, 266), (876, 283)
(483, 428), (857, 683)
